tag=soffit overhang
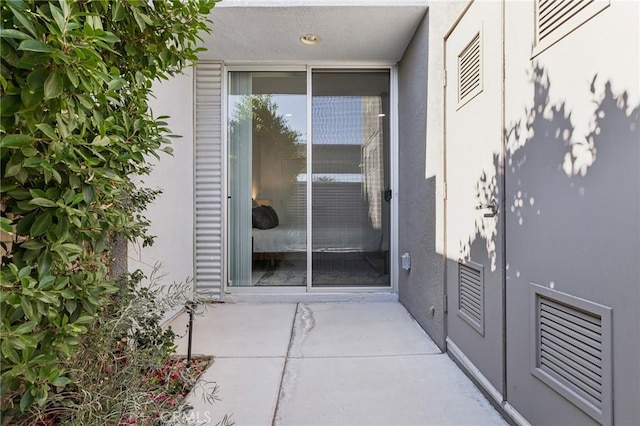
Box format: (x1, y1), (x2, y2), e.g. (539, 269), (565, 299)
(200, 0), (429, 63)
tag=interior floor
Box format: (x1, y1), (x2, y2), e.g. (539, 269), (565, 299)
(252, 252), (389, 287)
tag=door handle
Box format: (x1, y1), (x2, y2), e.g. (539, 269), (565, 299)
(476, 203), (498, 217)
(384, 188), (392, 202)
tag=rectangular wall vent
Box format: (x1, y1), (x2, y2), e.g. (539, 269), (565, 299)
(531, 284), (612, 425)
(458, 261), (484, 335)
(534, 0), (610, 56)
(538, 0), (594, 42)
(539, 297), (603, 405)
(457, 31), (482, 107)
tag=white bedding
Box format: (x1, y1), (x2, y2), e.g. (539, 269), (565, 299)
(252, 225), (382, 253)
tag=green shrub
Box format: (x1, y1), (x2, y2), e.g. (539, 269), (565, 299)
(7, 268), (221, 425)
(0, 0), (217, 414)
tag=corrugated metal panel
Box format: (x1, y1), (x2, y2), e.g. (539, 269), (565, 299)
(458, 261), (484, 335)
(194, 62), (223, 299)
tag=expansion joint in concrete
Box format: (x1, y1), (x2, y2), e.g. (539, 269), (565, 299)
(271, 302), (312, 426)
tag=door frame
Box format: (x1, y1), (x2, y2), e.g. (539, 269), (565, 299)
(221, 63), (399, 295)
(442, 0), (508, 400)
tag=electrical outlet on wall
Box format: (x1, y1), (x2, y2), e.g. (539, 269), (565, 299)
(401, 253), (411, 271)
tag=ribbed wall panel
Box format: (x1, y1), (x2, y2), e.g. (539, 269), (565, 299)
(194, 63), (223, 299)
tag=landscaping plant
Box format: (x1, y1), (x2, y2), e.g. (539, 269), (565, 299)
(0, 0), (219, 422)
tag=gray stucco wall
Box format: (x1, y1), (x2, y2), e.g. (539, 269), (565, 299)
(397, 11), (445, 350)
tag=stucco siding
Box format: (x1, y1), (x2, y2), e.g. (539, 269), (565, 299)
(128, 69), (196, 318)
(397, 9), (446, 349)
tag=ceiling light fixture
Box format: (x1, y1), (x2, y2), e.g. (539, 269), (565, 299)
(299, 33), (320, 46)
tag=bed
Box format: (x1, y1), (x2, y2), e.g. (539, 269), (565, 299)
(252, 225), (387, 276)
(251, 182), (389, 273)
(252, 225), (383, 254)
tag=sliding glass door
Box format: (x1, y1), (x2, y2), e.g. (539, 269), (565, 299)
(227, 68), (390, 289)
(228, 71), (307, 287)
(311, 70), (390, 287)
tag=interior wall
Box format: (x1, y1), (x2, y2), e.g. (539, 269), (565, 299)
(397, 9), (446, 349)
(128, 69), (195, 319)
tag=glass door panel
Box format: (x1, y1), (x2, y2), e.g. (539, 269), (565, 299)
(228, 71), (307, 286)
(311, 70), (391, 287)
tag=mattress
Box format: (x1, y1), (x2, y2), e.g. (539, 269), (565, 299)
(252, 225), (382, 253)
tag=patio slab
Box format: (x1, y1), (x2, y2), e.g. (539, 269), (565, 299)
(188, 357), (285, 426)
(175, 301), (507, 425)
(169, 302), (297, 357)
(289, 302), (441, 358)
(274, 354), (507, 426)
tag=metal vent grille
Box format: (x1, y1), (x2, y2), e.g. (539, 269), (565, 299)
(457, 32), (482, 105)
(458, 262), (484, 335)
(194, 62), (223, 300)
(534, 0), (610, 55)
(531, 284), (612, 424)
(539, 297), (603, 407)
(538, 0), (594, 42)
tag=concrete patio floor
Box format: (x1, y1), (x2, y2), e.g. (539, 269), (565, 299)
(168, 302), (507, 426)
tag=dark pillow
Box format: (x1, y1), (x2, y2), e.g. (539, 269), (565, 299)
(262, 205), (279, 227)
(252, 205), (279, 229)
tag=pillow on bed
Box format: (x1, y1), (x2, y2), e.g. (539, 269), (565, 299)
(252, 205), (279, 229)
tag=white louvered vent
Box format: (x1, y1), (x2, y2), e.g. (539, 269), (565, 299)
(458, 261), (484, 335)
(534, 0), (610, 56)
(531, 284), (612, 425)
(457, 32), (482, 106)
(194, 62), (223, 300)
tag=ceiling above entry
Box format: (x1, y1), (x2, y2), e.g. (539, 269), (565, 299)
(199, 0), (429, 63)
(299, 33), (321, 46)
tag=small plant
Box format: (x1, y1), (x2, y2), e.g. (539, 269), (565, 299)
(147, 358), (210, 408)
(4, 268), (225, 426)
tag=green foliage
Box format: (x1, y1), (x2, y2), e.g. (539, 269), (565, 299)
(6, 269), (217, 425)
(230, 95), (306, 184)
(0, 0), (217, 414)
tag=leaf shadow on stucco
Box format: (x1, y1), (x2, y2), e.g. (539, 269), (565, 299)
(464, 63), (639, 288)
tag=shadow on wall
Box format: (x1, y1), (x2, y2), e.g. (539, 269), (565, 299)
(465, 64), (639, 286)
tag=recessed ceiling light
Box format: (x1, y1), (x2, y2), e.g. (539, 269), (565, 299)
(300, 34), (320, 46)
(378, 113), (386, 117)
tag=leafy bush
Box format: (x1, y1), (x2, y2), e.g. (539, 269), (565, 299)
(7, 269), (219, 425)
(0, 0), (217, 415)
